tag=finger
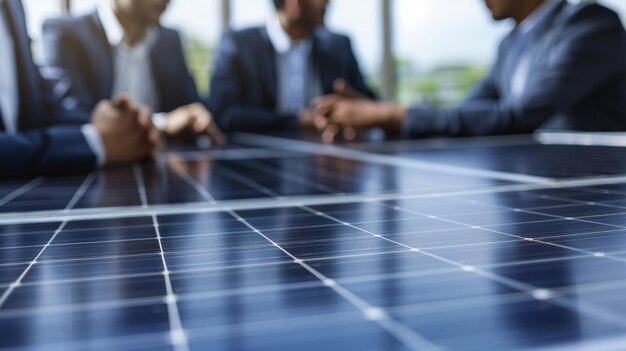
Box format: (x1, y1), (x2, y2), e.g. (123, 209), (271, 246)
(136, 126), (159, 160)
(192, 112), (211, 134)
(313, 115), (329, 131)
(148, 127), (161, 159)
(181, 104), (211, 134)
(333, 79), (362, 99)
(137, 106), (153, 129)
(326, 103), (356, 128)
(111, 95), (133, 111)
(206, 124), (227, 146)
(312, 94), (341, 106)
(111, 96), (140, 125)
(164, 111), (188, 137)
(342, 127), (357, 141)
(185, 114), (199, 131)
(128, 129), (149, 161)
(321, 124), (340, 145)
(313, 95), (342, 116)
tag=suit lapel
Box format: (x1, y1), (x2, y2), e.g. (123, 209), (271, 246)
(312, 31), (336, 95)
(89, 12), (114, 101)
(530, 0), (567, 41)
(7, 0), (42, 128)
(150, 29), (166, 112)
(260, 27), (278, 108)
(519, 2), (567, 85)
(501, 1), (567, 99)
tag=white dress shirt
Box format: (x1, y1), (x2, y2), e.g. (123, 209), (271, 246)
(510, 0), (561, 99)
(97, 0), (160, 112)
(0, 2), (105, 166)
(266, 17), (321, 115)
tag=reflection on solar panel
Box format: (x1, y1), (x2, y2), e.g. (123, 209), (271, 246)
(1, 133), (626, 351)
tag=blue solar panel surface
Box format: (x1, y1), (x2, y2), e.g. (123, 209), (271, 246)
(1, 133), (626, 351)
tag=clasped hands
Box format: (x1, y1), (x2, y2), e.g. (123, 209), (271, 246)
(93, 96), (225, 165)
(300, 79), (406, 144)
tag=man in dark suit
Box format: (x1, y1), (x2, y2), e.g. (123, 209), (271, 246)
(42, 0), (224, 142)
(314, 0), (626, 141)
(207, 0), (375, 133)
(0, 0), (158, 179)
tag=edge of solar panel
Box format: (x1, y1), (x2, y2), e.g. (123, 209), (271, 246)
(2, 133), (626, 351)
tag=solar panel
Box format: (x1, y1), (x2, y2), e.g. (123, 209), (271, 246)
(1, 133), (626, 351)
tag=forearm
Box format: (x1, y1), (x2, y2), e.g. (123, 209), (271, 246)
(219, 106), (298, 132)
(0, 127), (96, 179)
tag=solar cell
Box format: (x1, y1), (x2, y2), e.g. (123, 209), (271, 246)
(1, 134), (626, 350)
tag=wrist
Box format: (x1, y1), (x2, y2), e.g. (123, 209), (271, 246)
(298, 109), (316, 130)
(380, 103), (406, 135)
(153, 112), (167, 132)
(81, 124), (107, 167)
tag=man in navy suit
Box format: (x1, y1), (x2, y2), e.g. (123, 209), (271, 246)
(0, 0), (159, 179)
(207, 0), (375, 133)
(42, 0), (224, 142)
(314, 0), (626, 141)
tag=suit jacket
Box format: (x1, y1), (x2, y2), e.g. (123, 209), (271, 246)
(207, 26), (375, 132)
(405, 1), (626, 137)
(41, 11), (199, 116)
(0, 0), (95, 179)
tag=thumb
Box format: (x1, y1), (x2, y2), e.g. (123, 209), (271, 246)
(333, 79), (361, 99)
(111, 95), (133, 111)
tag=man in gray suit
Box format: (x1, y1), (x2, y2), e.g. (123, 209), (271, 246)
(314, 0), (626, 141)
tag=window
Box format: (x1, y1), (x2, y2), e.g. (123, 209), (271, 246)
(161, 0), (222, 95)
(326, 0), (381, 90)
(20, 0), (626, 104)
(599, 0), (626, 24)
(231, 0), (273, 29)
(393, 0), (510, 107)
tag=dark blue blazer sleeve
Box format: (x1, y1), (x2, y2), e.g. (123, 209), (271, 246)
(155, 29), (200, 112)
(219, 106), (299, 132)
(207, 31), (297, 132)
(462, 68), (500, 103)
(404, 5), (626, 137)
(0, 126), (96, 179)
(343, 37), (376, 99)
(42, 17), (200, 115)
(41, 18), (96, 117)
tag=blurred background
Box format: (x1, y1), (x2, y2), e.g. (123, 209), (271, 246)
(23, 0), (626, 107)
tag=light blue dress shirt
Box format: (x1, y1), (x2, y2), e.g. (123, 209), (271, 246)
(266, 17), (322, 115)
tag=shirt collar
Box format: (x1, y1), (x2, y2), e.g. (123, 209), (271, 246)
(517, 0), (561, 37)
(97, 0), (158, 48)
(97, 0), (125, 46)
(266, 16), (313, 54)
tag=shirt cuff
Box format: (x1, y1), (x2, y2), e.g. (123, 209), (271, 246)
(283, 112), (300, 130)
(153, 112), (167, 131)
(81, 124), (106, 167)
(402, 108), (424, 138)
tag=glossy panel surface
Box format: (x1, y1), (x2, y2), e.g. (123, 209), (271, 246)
(1, 135), (626, 351)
